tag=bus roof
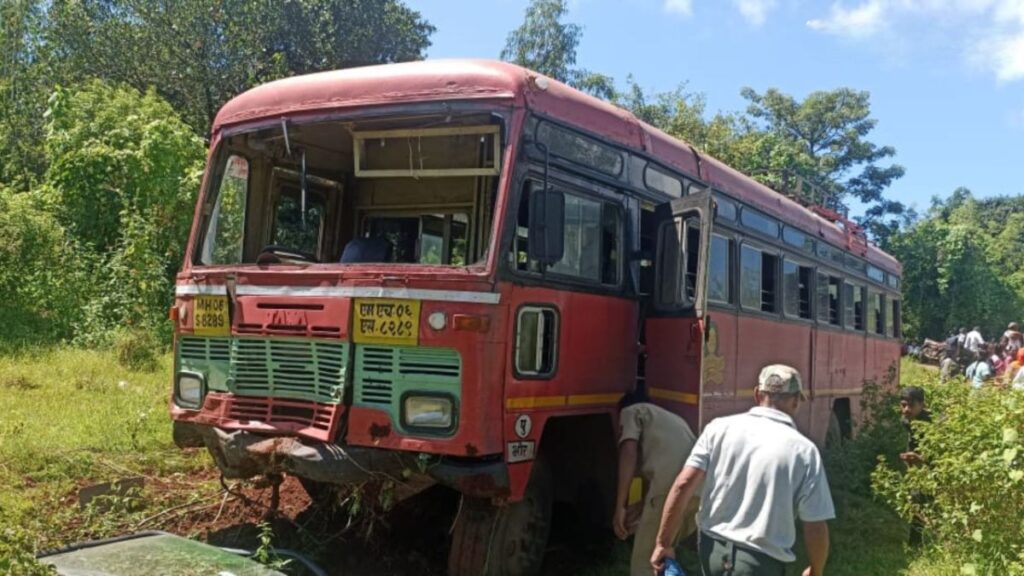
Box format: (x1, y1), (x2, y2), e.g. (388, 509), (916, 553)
(214, 59), (901, 276)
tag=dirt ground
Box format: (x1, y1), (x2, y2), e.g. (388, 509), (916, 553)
(147, 473), (621, 576)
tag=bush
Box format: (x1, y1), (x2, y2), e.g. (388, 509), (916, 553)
(825, 374), (905, 495)
(0, 187), (91, 349)
(872, 363), (1024, 574)
(0, 525), (57, 575)
(113, 327), (161, 371)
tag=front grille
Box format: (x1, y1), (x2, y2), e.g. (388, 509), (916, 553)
(226, 395), (337, 441)
(229, 338), (346, 404)
(178, 336), (347, 404)
(354, 345), (461, 407)
(179, 337), (230, 362)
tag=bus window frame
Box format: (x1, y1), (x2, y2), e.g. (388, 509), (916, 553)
(504, 168), (628, 295)
(197, 149), (253, 266)
(738, 240), (781, 317)
(843, 281), (866, 332)
(707, 231), (735, 306)
(813, 265), (844, 329)
(782, 254), (815, 322)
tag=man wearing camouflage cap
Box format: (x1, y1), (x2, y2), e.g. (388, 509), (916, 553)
(650, 364), (834, 576)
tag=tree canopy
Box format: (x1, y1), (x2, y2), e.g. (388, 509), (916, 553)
(500, 0), (614, 99)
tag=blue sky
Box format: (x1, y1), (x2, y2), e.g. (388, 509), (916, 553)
(406, 0), (1023, 214)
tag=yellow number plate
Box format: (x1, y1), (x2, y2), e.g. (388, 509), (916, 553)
(353, 298), (420, 346)
(193, 295), (230, 337)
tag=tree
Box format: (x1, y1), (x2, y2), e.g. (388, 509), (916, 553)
(42, 81), (206, 341)
(888, 189), (1024, 340)
(740, 87), (906, 238)
(44, 0), (435, 133)
(0, 0), (50, 190)
(500, 0), (614, 99)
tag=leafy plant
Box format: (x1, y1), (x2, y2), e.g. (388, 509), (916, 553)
(872, 363), (1024, 574)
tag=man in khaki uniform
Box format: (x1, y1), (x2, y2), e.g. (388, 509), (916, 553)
(613, 390), (698, 576)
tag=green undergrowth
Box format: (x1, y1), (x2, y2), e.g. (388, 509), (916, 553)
(0, 347), (212, 555)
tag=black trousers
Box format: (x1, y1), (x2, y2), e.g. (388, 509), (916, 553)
(699, 532), (787, 576)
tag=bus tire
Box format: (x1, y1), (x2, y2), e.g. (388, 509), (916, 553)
(298, 477), (339, 510)
(448, 459), (552, 576)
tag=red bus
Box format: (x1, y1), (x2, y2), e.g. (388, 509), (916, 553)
(170, 60), (902, 575)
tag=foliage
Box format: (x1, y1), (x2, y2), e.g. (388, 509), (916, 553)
(0, 0), (51, 191)
(0, 526), (56, 576)
(825, 371), (906, 495)
(40, 81), (205, 344)
(44, 0), (434, 133)
(500, 0), (615, 99)
(888, 189), (1024, 340)
(0, 187), (87, 347)
(872, 363), (1024, 575)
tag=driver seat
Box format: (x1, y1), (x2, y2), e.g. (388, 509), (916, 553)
(340, 237), (392, 263)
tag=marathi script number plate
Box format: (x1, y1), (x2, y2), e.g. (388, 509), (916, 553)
(353, 298), (420, 346)
(193, 295), (230, 337)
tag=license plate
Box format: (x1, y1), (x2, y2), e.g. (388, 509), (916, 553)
(353, 298), (420, 346)
(193, 295), (230, 336)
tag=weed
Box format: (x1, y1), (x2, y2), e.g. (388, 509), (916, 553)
(113, 328), (161, 371)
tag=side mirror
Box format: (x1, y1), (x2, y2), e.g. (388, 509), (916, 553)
(527, 182), (565, 266)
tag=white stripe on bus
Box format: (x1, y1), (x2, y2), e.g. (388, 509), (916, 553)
(175, 284), (502, 304)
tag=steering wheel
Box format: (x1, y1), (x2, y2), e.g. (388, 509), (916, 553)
(256, 245), (319, 265)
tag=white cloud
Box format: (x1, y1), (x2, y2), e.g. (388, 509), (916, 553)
(806, 0), (1024, 82)
(734, 0), (779, 26)
(663, 0), (694, 17)
(806, 0), (888, 37)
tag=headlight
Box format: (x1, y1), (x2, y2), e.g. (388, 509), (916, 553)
(403, 394), (455, 431)
(175, 372), (205, 409)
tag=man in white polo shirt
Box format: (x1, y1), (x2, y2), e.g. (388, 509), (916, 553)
(650, 364), (834, 576)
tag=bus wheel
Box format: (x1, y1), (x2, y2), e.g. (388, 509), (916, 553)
(298, 477), (340, 510)
(448, 460), (552, 576)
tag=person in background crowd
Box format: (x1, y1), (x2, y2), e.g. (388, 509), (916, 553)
(1001, 322), (1024, 358)
(899, 386), (932, 547)
(964, 326), (984, 355)
(940, 330), (961, 383)
(1003, 348), (1024, 387)
(614, 390), (698, 576)
(651, 365), (833, 576)
(989, 347), (1007, 378)
(1013, 360), (1024, 391)
(965, 349), (993, 389)
(956, 327), (967, 350)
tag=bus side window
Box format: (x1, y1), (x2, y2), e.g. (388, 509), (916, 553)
(844, 283), (865, 330)
(684, 220), (700, 300)
(740, 245), (778, 313)
(816, 274), (841, 325)
(512, 179), (622, 285)
(888, 298), (900, 338)
(783, 259), (812, 319)
(868, 292), (884, 335)
(708, 234), (732, 304)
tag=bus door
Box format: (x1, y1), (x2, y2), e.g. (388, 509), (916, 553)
(643, 191), (712, 431)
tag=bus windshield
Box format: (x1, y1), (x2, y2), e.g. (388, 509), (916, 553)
(196, 113), (503, 268)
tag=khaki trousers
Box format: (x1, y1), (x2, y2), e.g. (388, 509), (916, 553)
(630, 494), (699, 576)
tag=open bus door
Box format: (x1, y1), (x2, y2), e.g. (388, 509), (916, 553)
(642, 191), (713, 431)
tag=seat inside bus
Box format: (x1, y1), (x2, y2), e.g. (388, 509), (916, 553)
(198, 113), (502, 268)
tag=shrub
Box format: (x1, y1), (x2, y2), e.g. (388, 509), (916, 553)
(113, 327), (161, 371)
(825, 374), (905, 495)
(872, 364), (1024, 574)
(0, 187), (91, 349)
(0, 525), (57, 575)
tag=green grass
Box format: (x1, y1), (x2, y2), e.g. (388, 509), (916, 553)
(0, 348), (211, 551)
(0, 351), (968, 575)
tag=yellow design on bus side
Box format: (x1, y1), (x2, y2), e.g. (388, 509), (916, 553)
(193, 295), (230, 337)
(353, 298), (420, 346)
